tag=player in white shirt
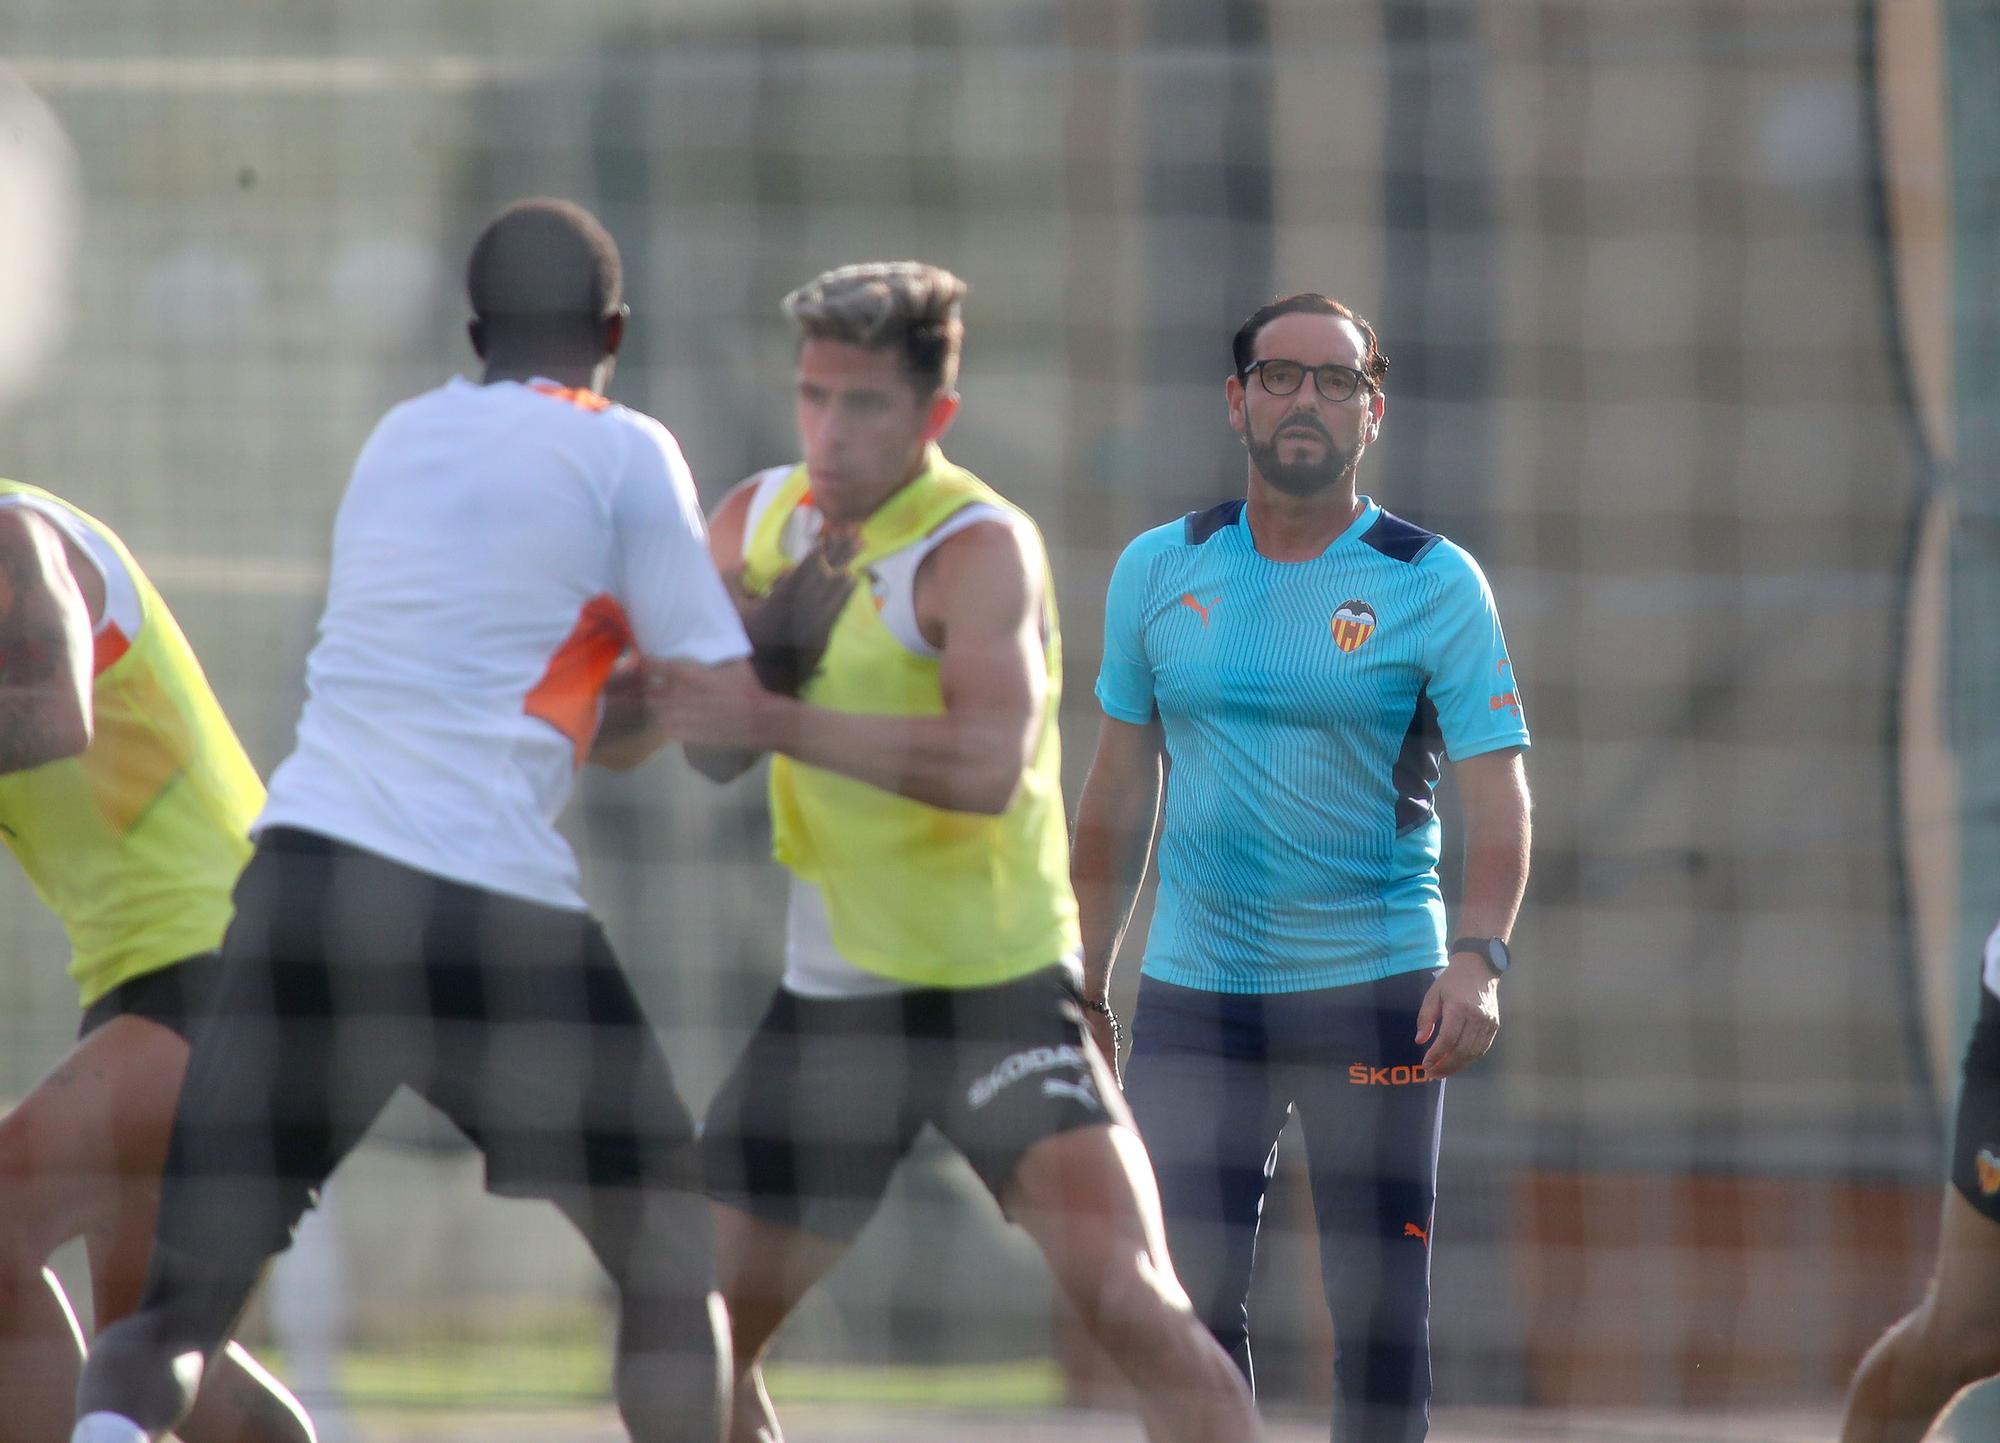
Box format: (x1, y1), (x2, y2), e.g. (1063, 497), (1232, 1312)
(73, 199), (750, 1443)
(258, 352), (743, 906)
(1841, 922), (2000, 1442)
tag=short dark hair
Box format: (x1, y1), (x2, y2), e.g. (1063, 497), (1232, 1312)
(465, 198), (622, 327)
(1231, 293), (1389, 392)
(782, 261), (967, 396)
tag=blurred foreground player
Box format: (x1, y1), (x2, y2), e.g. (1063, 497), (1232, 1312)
(0, 483), (314, 1443)
(649, 261), (1260, 1443)
(71, 199), (747, 1443)
(1840, 918), (2000, 1443)
(1072, 294), (1531, 1442)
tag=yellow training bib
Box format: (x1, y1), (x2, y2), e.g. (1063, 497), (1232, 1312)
(744, 449), (1080, 988)
(0, 480), (264, 1006)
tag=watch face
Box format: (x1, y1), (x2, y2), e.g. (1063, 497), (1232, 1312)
(1455, 937), (1509, 971)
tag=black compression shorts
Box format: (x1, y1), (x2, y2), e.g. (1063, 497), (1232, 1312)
(79, 952), (226, 1044)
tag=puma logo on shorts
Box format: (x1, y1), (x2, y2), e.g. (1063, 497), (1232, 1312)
(968, 1043), (1094, 1110)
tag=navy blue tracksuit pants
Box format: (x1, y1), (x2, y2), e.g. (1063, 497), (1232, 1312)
(1124, 968), (1445, 1443)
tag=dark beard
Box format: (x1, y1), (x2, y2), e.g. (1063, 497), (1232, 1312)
(1244, 414), (1355, 497)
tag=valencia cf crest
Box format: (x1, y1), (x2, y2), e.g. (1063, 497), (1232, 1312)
(1331, 600), (1377, 653)
(1979, 1147), (2000, 1196)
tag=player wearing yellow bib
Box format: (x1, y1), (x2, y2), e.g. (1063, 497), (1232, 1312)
(0, 482), (312, 1443)
(650, 262), (1259, 1443)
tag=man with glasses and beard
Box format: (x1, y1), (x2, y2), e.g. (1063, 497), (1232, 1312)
(1070, 293), (1532, 1442)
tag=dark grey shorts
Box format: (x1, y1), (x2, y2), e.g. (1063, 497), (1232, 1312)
(701, 963), (1113, 1241)
(155, 827), (700, 1272)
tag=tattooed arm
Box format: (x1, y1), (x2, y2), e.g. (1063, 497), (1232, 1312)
(0, 506), (94, 774)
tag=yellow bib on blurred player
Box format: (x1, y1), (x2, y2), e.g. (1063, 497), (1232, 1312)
(743, 449), (1081, 988)
(0, 480), (263, 1006)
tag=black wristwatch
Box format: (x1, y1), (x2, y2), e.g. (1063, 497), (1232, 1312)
(1449, 936), (1512, 975)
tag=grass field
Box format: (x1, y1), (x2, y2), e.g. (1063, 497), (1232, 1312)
(315, 1400), (1856, 1443)
(332, 1342), (1063, 1412)
(286, 1346), (1870, 1442)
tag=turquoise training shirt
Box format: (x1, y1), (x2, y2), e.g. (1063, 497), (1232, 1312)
(1095, 496), (1529, 994)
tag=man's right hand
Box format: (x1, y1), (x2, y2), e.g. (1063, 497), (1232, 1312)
(645, 657), (777, 751)
(743, 530), (858, 696)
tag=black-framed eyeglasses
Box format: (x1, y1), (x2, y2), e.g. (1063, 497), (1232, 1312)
(1242, 358), (1371, 403)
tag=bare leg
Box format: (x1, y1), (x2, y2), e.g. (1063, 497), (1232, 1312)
(33, 1014), (314, 1443)
(0, 1034), (125, 1443)
(0, 1018), (233, 1443)
(1007, 1121), (1261, 1443)
(1842, 1187), (2000, 1443)
(44, 1005), (315, 1442)
(0, 1261), (86, 1443)
(179, 1347), (318, 1443)
(709, 1203), (853, 1443)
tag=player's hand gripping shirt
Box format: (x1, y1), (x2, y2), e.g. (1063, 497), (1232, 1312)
(260, 378), (749, 910)
(1095, 497), (1529, 993)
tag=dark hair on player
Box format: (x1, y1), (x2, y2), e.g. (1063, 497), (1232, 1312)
(465, 198), (623, 350)
(782, 261), (967, 397)
(1231, 293), (1389, 393)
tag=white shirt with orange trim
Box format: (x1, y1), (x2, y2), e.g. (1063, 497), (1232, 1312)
(260, 376), (749, 910)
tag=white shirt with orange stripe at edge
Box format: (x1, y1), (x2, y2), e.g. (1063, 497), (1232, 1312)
(260, 376), (749, 911)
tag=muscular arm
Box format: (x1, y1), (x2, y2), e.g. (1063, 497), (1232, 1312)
(1070, 713), (1165, 1008)
(0, 507), (94, 774)
(724, 519), (1044, 814)
(650, 507), (1047, 811)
